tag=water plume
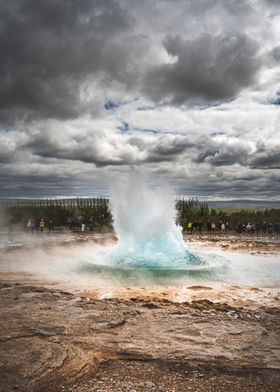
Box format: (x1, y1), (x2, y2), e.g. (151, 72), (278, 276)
(109, 170), (200, 268)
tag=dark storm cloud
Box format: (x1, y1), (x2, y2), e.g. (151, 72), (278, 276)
(150, 136), (194, 156)
(0, 130), (26, 163)
(130, 135), (195, 163)
(0, 0), (136, 123)
(23, 127), (196, 167)
(0, 0), (268, 125)
(1, 127), (280, 198)
(193, 138), (280, 171)
(271, 46), (280, 61)
(6, 123), (279, 172)
(175, 160), (280, 197)
(193, 138), (250, 166)
(248, 143), (280, 169)
(144, 33), (260, 104)
(262, 0), (280, 7)
(177, 172), (280, 198)
(0, 170), (93, 198)
(24, 131), (132, 167)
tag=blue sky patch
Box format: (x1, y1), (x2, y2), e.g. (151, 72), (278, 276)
(272, 91), (280, 105)
(117, 122), (129, 132)
(272, 97), (280, 105)
(104, 100), (119, 110)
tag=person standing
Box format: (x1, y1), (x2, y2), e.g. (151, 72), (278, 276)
(89, 216), (94, 231)
(39, 218), (45, 233)
(225, 221), (230, 233)
(48, 219), (54, 233)
(246, 222), (252, 234)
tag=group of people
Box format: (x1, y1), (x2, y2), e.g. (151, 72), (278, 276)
(185, 220), (280, 235)
(235, 221), (280, 235)
(24, 218), (54, 233)
(22, 216), (97, 234)
(20, 217), (280, 236)
(186, 221), (230, 234)
(66, 216), (94, 232)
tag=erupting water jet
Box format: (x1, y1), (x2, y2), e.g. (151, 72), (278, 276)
(108, 170), (203, 268)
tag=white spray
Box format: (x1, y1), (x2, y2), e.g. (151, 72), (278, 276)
(109, 170), (195, 267)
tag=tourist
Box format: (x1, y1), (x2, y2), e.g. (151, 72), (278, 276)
(31, 219), (35, 234)
(225, 221), (230, 233)
(89, 216), (94, 231)
(26, 219), (32, 232)
(246, 222), (251, 233)
(48, 219), (54, 233)
(35, 217), (40, 233)
(192, 221), (196, 233)
(262, 221), (267, 234)
(67, 217), (71, 230)
(235, 221), (242, 234)
(81, 222), (86, 232)
(39, 218), (45, 233)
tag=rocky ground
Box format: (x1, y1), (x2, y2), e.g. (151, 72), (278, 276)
(1, 231), (280, 254)
(184, 233), (280, 254)
(0, 282), (279, 392)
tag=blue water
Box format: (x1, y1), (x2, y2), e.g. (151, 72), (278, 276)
(76, 246), (229, 287)
(76, 247), (279, 288)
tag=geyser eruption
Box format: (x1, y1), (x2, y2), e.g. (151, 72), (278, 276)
(109, 170), (200, 268)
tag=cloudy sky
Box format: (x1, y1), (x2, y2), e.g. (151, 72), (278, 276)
(0, 0), (279, 199)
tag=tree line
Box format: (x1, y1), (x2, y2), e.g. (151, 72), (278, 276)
(176, 198), (280, 229)
(0, 198), (112, 230)
(1, 197), (280, 232)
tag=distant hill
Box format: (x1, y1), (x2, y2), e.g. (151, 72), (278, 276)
(1, 197), (280, 210)
(207, 200), (280, 209)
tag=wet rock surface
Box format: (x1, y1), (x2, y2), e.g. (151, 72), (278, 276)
(185, 233), (280, 254)
(1, 231), (280, 254)
(0, 282), (279, 391)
